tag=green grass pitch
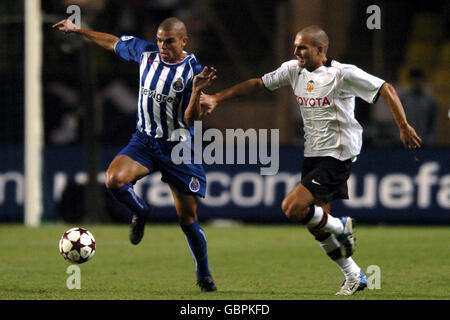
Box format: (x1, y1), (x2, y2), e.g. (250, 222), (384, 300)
(0, 223), (448, 300)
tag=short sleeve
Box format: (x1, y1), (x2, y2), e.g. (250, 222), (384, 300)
(114, 35), (158, 63)
(341, 65), (385, 104)
(261, 60), (297, 91)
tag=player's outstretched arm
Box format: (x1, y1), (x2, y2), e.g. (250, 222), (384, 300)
(184, 67), (217, 126)
(380, 82), (422, 149)
(200, 78), (265, 116)
(52, 19), (119, 51)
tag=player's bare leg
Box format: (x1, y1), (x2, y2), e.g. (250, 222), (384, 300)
(306, 201), (367, 295)
(281, 183), (315, 221)
(105, 155), (152, 245)
(169, 185), (198, 225)
(281, 183), (354, 257)
(169, 185), (216, 292)
(281, 183), (350, 241)
(106, 155), (150, 188)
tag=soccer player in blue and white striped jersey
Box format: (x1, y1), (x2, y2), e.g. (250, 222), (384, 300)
(53, 17), (217, 292)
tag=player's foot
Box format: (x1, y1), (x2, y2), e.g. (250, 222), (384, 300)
(336, 216), (355, 258)
(197, 276), (217, 292)
(129, 205), (152, 245)
(335, 269), (367, 295)
(129, 214), (146, 245)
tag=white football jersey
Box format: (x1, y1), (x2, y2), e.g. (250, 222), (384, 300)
(261, 59), (385, 161)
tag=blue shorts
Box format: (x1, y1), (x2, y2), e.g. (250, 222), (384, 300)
(117, 130), (206, 197)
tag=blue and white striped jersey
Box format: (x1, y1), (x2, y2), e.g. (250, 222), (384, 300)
(114, 35), (202, 141)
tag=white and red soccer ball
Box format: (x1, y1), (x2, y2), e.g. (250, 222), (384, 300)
(59, 227), (96, 264)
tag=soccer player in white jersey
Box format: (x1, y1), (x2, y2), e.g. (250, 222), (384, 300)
(53, 17), (218, 292)
(201, 25), (422, 295)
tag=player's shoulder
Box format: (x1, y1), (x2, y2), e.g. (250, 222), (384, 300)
(276, 60), (299, 78)
(187, 53), (203, 74)
(330, 59), (365, 79)
(187, 53), (201, 66)
(330, 60), (362, 72)
(280, 59), (299, 71)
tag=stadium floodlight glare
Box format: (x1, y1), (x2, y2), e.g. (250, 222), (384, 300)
(24, 0), (43, 227)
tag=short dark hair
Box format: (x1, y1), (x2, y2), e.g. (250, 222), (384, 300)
(158, 17), (187, 37)
(297, 25), (329, 54)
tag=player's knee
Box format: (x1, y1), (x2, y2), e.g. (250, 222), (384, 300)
(281, 198), (291, 217)
(105, 170), (128, 189)
(178, 211), (197, 225)
(281, 198), (308, 222)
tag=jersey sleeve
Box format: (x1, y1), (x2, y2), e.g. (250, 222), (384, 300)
(114, 35), (158, 63)
(186, 58), (203, 90)
(340, 65), (385, 104)
(191, 57), (203, 76)
(183, 58), (203, 101)
(261, 60), (297, 91)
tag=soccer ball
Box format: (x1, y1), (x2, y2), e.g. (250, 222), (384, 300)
(59, 227), (96, 264)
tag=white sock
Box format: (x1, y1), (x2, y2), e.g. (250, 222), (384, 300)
(335, 257), (361, 281)
(306, 206), (343, 235)
(318, 234), (360, 281)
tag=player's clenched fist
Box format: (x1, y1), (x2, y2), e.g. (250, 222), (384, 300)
(52, 19), (79, 33)
(199, 93), (218, 116)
